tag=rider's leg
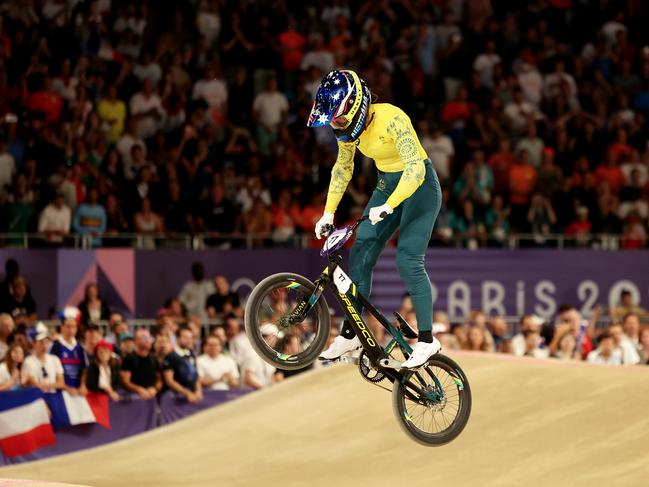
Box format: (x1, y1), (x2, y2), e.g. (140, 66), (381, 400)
(396, 163), (442, 337)
(340, 183), (401, 339)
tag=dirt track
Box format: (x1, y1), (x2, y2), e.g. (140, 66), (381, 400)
(2, 352), (649, 487)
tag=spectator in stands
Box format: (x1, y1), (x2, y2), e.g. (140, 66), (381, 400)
(587, 331), (622, 366)
(509, 150), (537, 230)
(522, 329), (549, 358)
(22, 322), (65, 392)
(130, 79), (165, 140)
(105, 312), (128, 345)
(197, 335), (239, 390)
(638, 327), (649, 365)
(609, 323), (640, 365)
(621, 312), (642, 352)
(516, 123), (545, 168)
(0, 277), (37, 325)
(85, 341), (121, 401)
(178, 262), (214, 320)
(420, 122), (454, 183)
(242, 325), (283, 389)
(72, 187), (107, 247)
(552, 330), (579, 361)
(206, 274), (242, 319)
(82, 324), (104, 360)
(50, 307), (87, 395)
(78, 283), (111, 326)
(0, 139), (15, 198)
(527, 193), (557, 243)
(488, 316), (511, 353)
(118, 332), (136, 357)
(134, 197), (164, 249)
(511, 315), (543, 357)
(38, 192), (71, 245)
(98, 86), (127, 143)
(0, 313), (15, 360)
(611, 290), (649, 322)
(252, 75), (288, 157)
(162, 326), (202, 403)
(224, 314), (252, 368)
(121, 327), (161, 399)
(549, 306), (594, 360)
(0, 343), (25, 391)
(463, 325), (492, 352)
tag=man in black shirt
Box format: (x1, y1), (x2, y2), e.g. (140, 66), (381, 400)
(120, 328), (161, 399)
(162, 326), (202, 403)
(206, 274), (242, 319)
(0, 276), (37, 325)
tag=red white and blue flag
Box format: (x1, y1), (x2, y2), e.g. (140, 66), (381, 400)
(0, 388), (56, 457)
(43, 391), (110, 429)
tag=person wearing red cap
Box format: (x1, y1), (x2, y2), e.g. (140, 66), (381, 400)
(86, 341), (121, 401)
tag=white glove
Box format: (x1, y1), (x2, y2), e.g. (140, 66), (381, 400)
(369, 204), (393, 225)
(315, 212), (335, 239)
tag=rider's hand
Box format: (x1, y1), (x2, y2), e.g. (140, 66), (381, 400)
(315, 212), (335, 239)
(369, 204), (393, 225)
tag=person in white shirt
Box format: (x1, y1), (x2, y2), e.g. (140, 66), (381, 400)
(22, 323), (66, 391)
(543, 61), (577, 103)
(517, 63), (543, 106)
(129, 79), (165, 139)
(224, 314), (254, 368)
(252, 77), (288, 134)
(197, 335), (239, 390)
(192, 64), (228, 121)
(116, 119), (146, 180)
(241, 325), (283, 390)
(504, 87), (539, 134)
(0, 140), (15, 197)
(473, 40), (501, 89)
(300, 33), (335, 73)
(511, 314), (544, 357)
(178, 262), (215, 320)
(587, 332), (623, 365)
(609, 323), (640, 365)
(419, 121), (454, 182)
(38, 193), (71, 243)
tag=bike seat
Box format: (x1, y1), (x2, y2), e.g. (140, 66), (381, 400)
(394, 312), (418, 339)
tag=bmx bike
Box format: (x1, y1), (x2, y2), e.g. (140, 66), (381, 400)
(244, 217), (471, 446)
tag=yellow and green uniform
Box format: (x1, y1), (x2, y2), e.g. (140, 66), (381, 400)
(325, 103), (442, 332)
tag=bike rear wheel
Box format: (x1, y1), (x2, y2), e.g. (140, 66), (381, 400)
(245, 272), (331, 371)
(392, 354), (471, 446)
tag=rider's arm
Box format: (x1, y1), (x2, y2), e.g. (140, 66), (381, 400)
(324, 141), (356, 214)
(385, 114), (426, 209)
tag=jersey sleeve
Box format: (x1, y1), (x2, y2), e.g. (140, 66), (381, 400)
(385, 113), (426, 209)
(324, 141), (356, 214)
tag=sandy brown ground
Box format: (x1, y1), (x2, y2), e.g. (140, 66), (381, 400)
(2, 352), (649, 487)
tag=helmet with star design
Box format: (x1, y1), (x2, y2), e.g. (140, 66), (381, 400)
(306, 69), (371, 143)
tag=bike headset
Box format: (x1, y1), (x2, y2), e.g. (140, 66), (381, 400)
(306, 69), (372, 143)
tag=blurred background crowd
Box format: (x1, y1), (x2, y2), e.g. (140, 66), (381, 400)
(0, 0), (647, 249)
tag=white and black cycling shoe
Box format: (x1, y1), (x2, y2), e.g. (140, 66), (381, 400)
(319, 335), (362, 360)
(401, 338), (442, 369)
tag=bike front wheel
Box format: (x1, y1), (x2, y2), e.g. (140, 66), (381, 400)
(392, 354), (471, 446)
(244, 272), (331, 371)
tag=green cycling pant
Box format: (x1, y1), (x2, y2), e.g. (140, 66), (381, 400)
(349, 161), (442, 333)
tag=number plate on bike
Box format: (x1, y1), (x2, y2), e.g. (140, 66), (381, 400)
(321, 226), (353, 256)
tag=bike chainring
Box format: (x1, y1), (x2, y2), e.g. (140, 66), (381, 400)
(358, 351), (387, 383)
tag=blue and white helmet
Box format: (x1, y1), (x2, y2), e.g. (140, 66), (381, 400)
(307, 69), (371, 143)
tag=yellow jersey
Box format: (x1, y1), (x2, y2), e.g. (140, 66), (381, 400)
(325, 103), (429, 213)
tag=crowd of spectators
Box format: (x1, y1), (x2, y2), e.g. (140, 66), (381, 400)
(0, 1), (646, 248)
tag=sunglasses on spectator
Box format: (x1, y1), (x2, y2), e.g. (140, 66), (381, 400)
(42, 366), (48, 378)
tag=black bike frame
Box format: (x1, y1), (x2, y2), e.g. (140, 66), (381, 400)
(300, 254), (416, 381)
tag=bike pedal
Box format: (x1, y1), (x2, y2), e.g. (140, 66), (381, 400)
(339, 355), (360, 365)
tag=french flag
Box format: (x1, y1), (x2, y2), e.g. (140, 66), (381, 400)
(43, 391), (110, 429)
(0, 388), (56, 457)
